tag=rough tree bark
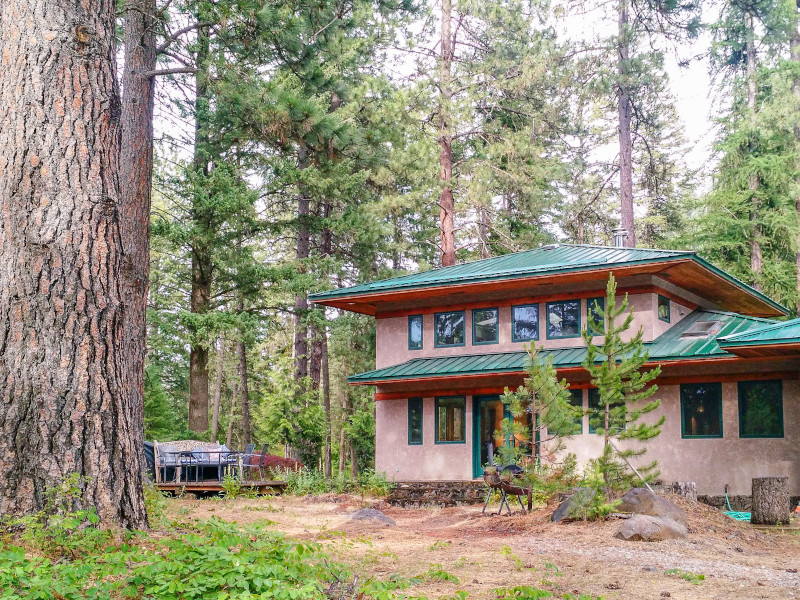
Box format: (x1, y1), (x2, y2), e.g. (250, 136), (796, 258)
(0, 0), (147, 527)
(226, 381), (238, 449)
(293, 142), (311, 394)
(746, 12), (763, 291)
(438, 0), (456, 267)
(321, 329), (332, 478)
(237, 337), (251, 446)
(617, 0), (635, 247)
(211, 339), (224, 442)
(792, 4), (800, 315)
(188, 21), (212, 433)
(751, 476), (790, 525)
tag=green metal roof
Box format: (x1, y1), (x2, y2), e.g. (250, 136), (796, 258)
(312, 245), (692, 301)
(718, 318), (800, 347)
(310, 245), (787, 316)
(348, 309), (777, 384)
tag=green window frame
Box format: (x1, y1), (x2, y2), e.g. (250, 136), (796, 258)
(658, 295), (670, 323)
(738, 380), (783, 438)
(588, 388), (626, 434)
(681, 383), (723, 438)
(546, 300), (581, 339)
(472, 307), (499, 345)
(408, 314), (423, 350)
(434, 311), (466, 348)
(511, 304), (539, 342)
(408, 397), (423, 444)
(435, 396), (466, 444)
(587, 297), (605, 336)
(548, 388), (584, 435)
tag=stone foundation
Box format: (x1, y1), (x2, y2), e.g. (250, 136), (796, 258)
(388, 481), (486, 507)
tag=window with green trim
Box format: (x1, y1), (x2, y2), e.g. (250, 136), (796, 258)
(587, 297), (605, 336)
(408, 398), (423, 444)
(738, 380), (783, 438)
(588, 388), (626, 434)
(434, 311), (465, 347)
(681, 383), (722, 438)
(546, 300), (581, 339)
(472, 307), (499, 345)
(408, 315), (423, 350)
(435, 396), (466, 443)
(511, 304), (539, 342)
(548, 389), (584, 435)
(657, 295), (670, 323)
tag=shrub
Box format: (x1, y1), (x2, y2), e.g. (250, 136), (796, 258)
(258, 453), (303, 475)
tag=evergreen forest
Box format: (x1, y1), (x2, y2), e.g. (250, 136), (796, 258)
(139, 0), (800, 476)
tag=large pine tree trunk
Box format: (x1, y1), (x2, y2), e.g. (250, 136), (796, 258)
(188, 22), (212, 433)
(293, 143), (311, 394)
(119, 0), (156, 470)
(792, 7), (800, 315)
(617, 0), (635, 247)
(0, 0), (147, 527)
(751, 477), (790, 525)
(211, 339), (224, 442)
(746, 12), (763, 290)
(237, 338), (251, 446)
(321, 328), (332, 478)
(438, 0), (456, 267)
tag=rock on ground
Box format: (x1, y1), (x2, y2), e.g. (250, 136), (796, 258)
(552, 487), (595, 522)
(350, 508), (396, 526)
(617, 487), (687, 524)
(615, 515), (687, 542)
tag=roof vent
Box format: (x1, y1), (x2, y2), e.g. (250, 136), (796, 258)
(541, 243), (559, 251)
(612, 228), (628, 248)
(680, 320), (722, 339)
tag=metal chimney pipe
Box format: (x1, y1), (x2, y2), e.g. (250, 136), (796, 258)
(613, 228), (628, 248)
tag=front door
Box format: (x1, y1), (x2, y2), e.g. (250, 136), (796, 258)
(472, 395), (506, 478)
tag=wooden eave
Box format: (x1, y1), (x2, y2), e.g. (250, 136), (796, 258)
(315, 258), (787, 318)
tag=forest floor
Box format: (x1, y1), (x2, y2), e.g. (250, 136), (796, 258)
(169, 492), (800, 600)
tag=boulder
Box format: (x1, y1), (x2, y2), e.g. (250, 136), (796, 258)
(617, 487), (687, 525)
(552, 487), (595, 522)
(615, 515), (687, 542)
(350, 508), (396, 526)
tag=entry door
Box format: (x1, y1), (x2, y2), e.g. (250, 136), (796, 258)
(472, 395), (506, 479)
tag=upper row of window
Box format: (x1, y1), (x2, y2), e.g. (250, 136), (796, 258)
(409, 295), (672, 349)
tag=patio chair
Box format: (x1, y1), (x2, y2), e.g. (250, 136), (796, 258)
(155, 442), (179, 483)
(241, 443), (267, 482)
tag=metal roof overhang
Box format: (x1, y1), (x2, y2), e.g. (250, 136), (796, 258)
(312, 257), (788, 318)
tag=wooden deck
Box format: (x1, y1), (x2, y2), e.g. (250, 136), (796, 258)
(156, 480), (287, 495)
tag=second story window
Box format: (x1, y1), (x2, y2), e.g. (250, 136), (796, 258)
(511, 304), (539, 342)
(658, 295), (670, 322)
(587, 297), (605, 336)
(546, 300), (581, 339)
(434, 310), (465, 347)
(408, 314), (423, 350)
(472, 307), (499, 345)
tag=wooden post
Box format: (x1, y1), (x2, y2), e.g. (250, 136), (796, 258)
(751, 477), (791, 525)
(671, 481), (697, 502)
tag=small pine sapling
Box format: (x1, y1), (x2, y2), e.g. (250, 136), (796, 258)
(582, 274), (664, 493)
(497, 344), (581, 495)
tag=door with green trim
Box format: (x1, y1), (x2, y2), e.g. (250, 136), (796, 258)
(472, 395), (506, 478)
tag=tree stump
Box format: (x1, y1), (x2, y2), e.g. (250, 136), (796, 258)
(671, 481), (697, 502)
(751, 477), (790, 525)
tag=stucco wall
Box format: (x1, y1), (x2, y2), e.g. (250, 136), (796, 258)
(376, 396), (473, 481)
(375, 380), (800, 495)
(376, 293), (693, 369)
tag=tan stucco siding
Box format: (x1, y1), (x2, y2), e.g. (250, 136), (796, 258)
(376, 396), (473, 481)
(376, 293), (693, 369)
(374, 381), (799, 496)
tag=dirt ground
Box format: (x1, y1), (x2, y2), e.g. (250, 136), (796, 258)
(169, 493), (800, 599)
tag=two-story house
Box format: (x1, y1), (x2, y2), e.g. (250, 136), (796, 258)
(309, 244), (799, 497)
